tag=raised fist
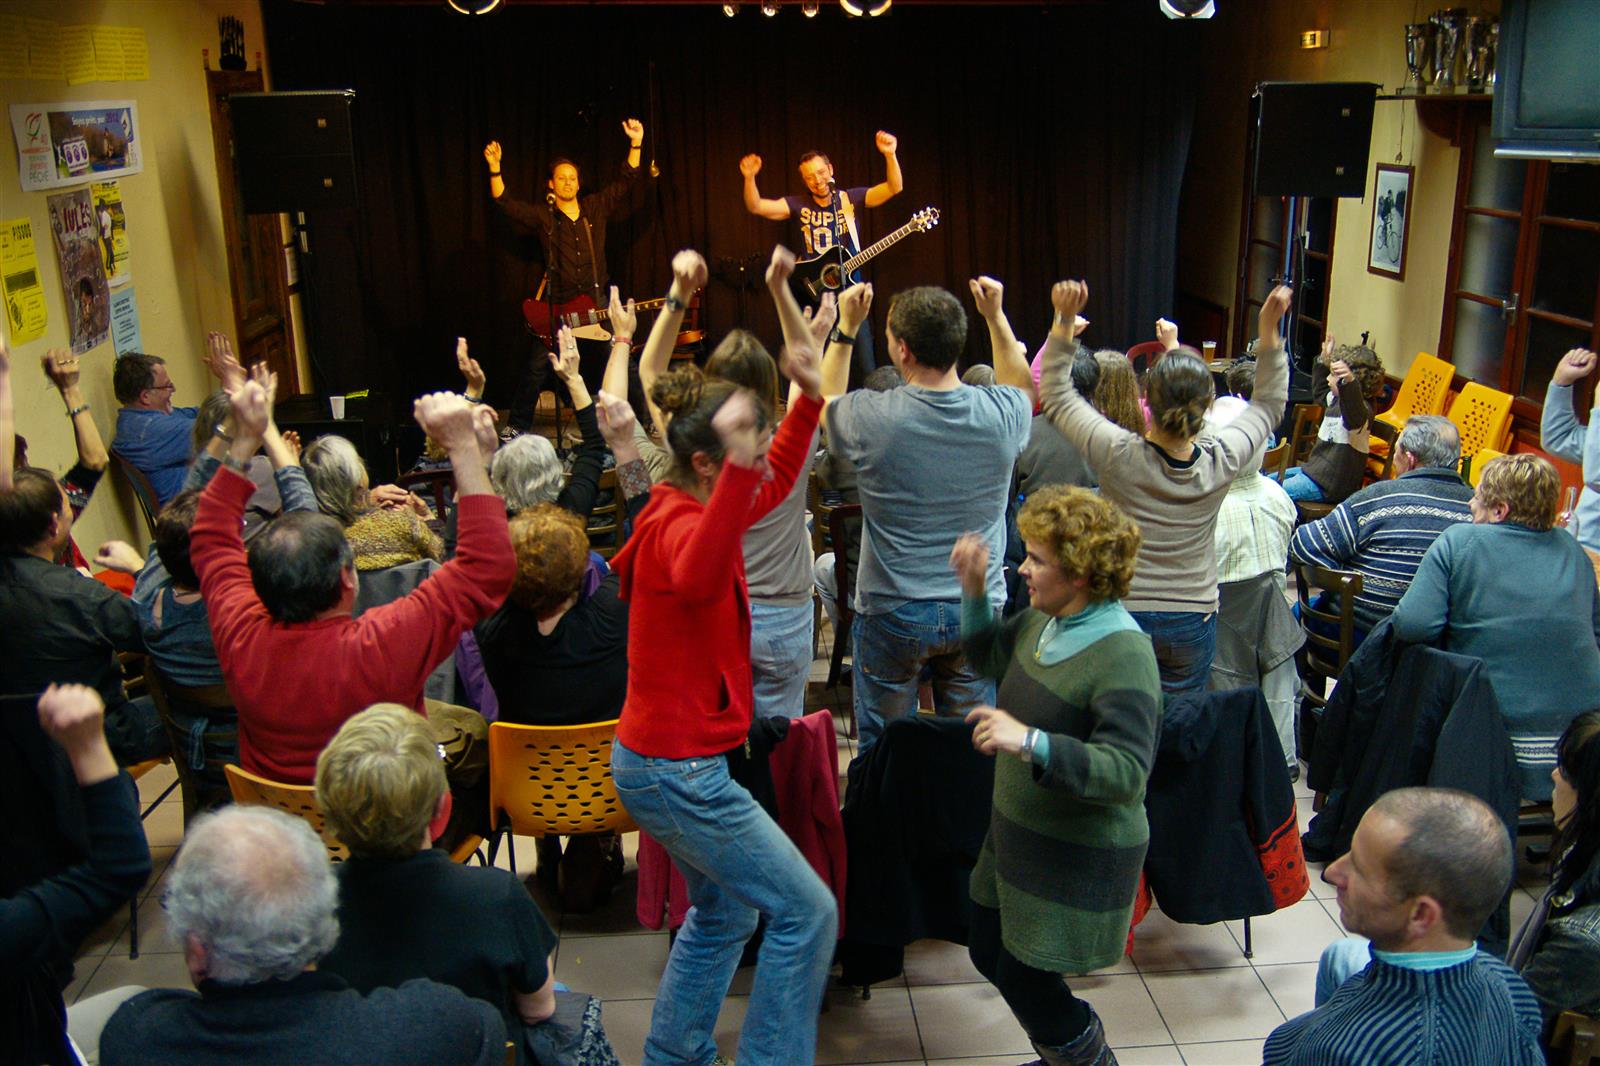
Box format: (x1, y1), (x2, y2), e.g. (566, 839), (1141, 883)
(483, 141), (502, 171)
(739, 153), (762, 179)
(875, 130), (898, 155)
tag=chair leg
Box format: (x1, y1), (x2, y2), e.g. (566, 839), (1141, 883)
(128, 895), (140, 960)
(1241, 916), (1252, 959)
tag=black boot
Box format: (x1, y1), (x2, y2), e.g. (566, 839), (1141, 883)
(1030, 1007), (1117, 1066)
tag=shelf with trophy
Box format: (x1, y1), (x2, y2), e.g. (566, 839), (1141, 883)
(1378, 8), (1498, 145)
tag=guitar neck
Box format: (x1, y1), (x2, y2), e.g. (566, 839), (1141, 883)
(585, 296), (669, 326)
(842, 223), (920, 275)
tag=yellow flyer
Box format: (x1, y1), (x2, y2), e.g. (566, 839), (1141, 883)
(0, 216), (48, 344)
(90, 181), (131, 286)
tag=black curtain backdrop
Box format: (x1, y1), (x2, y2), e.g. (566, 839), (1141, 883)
(262, 1), (1199, 409)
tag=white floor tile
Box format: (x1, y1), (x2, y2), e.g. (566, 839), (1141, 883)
(1180, 1037), (1269, 1064)
(1223, 898), (1342, 966)
(1130, 909), (1248, 972)
(1143, 967), (1285, 1044)
(911, 980), (1031, 1059)
(1253, 961), (1319, 1022)
(818, 981), (923, 1065)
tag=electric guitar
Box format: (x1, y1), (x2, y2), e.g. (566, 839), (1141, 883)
(521, 294), (670, 345)
(788, 206), (941, 306)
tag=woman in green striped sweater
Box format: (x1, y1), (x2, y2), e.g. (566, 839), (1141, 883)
(952, 487), (1162, 1066)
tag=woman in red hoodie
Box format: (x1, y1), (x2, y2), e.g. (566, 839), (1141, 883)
(609, 248), (835, 1066)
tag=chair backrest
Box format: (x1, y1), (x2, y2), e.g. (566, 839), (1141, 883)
(1126, 341), (1166, 376)
(1446, 382), (1515, 458)
(144, 661), (238, 821)
(1464, 446), (1507, 487)
(487, 719), (635, 839)
(1367, 418), (1400, 482)
(1288, 403), (1326, 467)
(1292, 561), (1363, 709)
(1261, 440), (1291, 479)
(225, 764), (350, 861)
(808, 469), (836, 557)
(1385, 352), (1455, 422)
(1552, 1009), (1600, 1066)
(112, 453), (161, 538)
(828, 503), (864, 609)
(586, 467), (622, 559)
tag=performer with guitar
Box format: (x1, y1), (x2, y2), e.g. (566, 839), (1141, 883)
(484, 118), (645, 431)
(740, 130), (903, 381)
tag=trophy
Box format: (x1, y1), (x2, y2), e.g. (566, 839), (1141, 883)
(1464, 16), (1495, 91)
(1430, 8), (1467, 93)
(1404, 22), (1437, 95)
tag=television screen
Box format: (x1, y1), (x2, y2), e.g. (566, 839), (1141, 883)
(1492, 0), (1600, 159)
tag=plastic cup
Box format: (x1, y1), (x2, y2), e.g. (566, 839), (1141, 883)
(329, 396), (346, 419)
(1202, 341), (1218, 364)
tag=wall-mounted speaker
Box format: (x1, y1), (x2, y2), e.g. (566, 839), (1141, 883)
(1253, 82), (1378, 199)
(230, 90), (357, 213)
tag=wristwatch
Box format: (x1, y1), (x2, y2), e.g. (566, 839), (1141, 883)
(1019, 728), (1040, 764)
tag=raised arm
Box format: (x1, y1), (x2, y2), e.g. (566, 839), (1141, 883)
(1037, 281), (1137, 471)
(549, 326), (592, 414)
(952, 533), (1013, 680)
(765, 244), (837, 408)
(1155, 318), (1179, 354)
(970, 276), (1036, 409)
(596, 390), (654, 524)
(740, 153), (791, 221)
(821, 283), (872, 402)
(43, 348), (108, 472)
(863, 130), (903, 209)
(1542, 348), (1597, 464)
(586, 120), (646, 219)
(601, 285), (637, 399)
(484, 140), (506, 201)
(1206, 286), (1292, 475)
(456, 336), (486, 404)
(639, 250), (707, 439)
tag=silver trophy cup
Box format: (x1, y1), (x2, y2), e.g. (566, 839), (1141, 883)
(1404, 22), (1437, 94)
(1464, 16), (1495, 91)
(1431, 8), (1467, 93)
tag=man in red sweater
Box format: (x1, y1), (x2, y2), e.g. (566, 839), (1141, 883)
(190, 379), (513, 786)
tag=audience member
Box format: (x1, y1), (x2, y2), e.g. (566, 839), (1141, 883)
(314, 705), (617, 1066)
(1206, 396), (1300, 772)
(961, 363), (996, 387)
(1290, 415), (1472, 638)
(110, 352), (199, 506)
(1390, 453), (1600, 800)
(1092, 349), (1147, 437)
(3, 686), (151, 1066)
(34, 348), (113, 572)
(600, 285), (672, 483)
(304, 433), (443, 571)
(1266, 788), (1542, 1065)
(952, 487), (1160, 1066)
(1280, 338), (1385, 505)
(1016, 349), (1101, 497)
(1038, 282), (1292, 695)
(609, 247), (835, 1065)
(1540, 346), (1600, 551)
(820, 274), (1033, 753)
(100, 804), (506, 1065)
(188, 380), (512, 792)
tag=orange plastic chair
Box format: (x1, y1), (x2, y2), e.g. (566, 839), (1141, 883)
(1374, 352), (1454, 434)
(1464, 447), (1507, 487)
(225, 764), (484, 864)
(486, 719), (635, 876)
(1446, 382), (1515, 459)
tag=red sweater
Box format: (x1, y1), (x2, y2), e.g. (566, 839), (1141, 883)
(613, 394), (822, 758)
(191, 467), (514, 783)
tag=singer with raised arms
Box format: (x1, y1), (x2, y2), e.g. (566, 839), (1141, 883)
(740, 130), (903, 380)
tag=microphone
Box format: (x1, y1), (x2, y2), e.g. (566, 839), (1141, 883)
(826, 177), (836, 188)
(546, 192), (557, 205)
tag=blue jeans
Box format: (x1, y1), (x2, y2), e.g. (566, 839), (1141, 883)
(1130, 611), (1217, 697)
(1315, 936), (1371, 1005)
(1280, 467), (1327, 502)
(749, 600), (814, 720)
(852, 600), (996, 757)
(610, 740), (836, 1065)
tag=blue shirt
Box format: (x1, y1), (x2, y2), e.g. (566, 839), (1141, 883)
(113, 406), (198, 505)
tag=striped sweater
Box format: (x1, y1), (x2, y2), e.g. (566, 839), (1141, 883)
(1289, 468), (1474, 629)
(1263, 951), (1544, 1065)
(962, 610), (1162, 973)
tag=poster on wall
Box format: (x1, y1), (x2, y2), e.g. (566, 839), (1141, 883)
(90, 180), (131, 286)
(46, 188), (110, 355)
(0, 217), (49, 345)
(1367, 163), (1413, 282)
(9, 100), (142, 194)
(109, 287), (142, 356)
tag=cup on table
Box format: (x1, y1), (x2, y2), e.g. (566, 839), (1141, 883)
(329, 395), (346, 419)
(1202, 341), (1218, 364)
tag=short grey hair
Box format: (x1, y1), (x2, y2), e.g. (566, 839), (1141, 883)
(1398, 415), (1461, 471)
(490, 435), (563, 514)
(1369, 787), (1512, 940)
(162, 806), (340, 985)
(301, 434), (371, 526)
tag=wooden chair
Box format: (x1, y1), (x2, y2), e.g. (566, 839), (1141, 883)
(826, 504), (864, 738)
(1364, 418), (1401, 483)
(143, 661), (238, 822)
(1551, 1010), (1600, 1066)
(484, 719), (635, 876)
(124, 755), (177, 959)
(1286, 403), (1325, 469)
(585, 468), (624, 560)
(669, 292), (707, 363)
(1260, 440), (1291, 479)
(1291, 562), (1364, 769)
(1445, 381), (1515, 459)
(112, 453), (162, 538)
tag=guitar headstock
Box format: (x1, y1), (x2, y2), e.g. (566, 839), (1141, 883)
(910, 206), (940, 232)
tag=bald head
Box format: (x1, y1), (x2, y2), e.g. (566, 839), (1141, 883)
(1370, 787), (1512, 940)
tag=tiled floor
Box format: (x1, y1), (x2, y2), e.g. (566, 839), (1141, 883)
(71, 623), (1552, 1066)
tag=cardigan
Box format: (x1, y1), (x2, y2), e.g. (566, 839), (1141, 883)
(1262, 951), (1544, 1065)
(962, 609), (1162, 973)
(1037, 335), (1287, 613)
(1298, 367), (1372, 503)
(612, 393), (821, 759)
(190, 467), (514, 783)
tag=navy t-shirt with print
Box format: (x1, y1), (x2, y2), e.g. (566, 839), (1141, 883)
(783, 185), (870, 260)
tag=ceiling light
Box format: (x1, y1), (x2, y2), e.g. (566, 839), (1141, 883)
(722, 2), (738, 14)
(762, 1), (780, 14)
(445, 0), (500, 12)
(840, 0), (890, 15)
(802, 0), (819, 14)
(1159, 0), (1215, 18)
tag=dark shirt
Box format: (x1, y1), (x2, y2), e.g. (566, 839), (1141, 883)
(476, 571), (628, 727)
(104, 972), (506, 1066)
(321, 849), (556, 1061)
(1, 773), (149, 1066)
(0, 554), (144, 716)
(784, 185), (871, 258)
(494, 162), (642, 303)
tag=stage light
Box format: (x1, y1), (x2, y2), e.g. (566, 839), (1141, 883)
(762, 1), (779, 15)
(722, 2), (739, 14)
(445, 0), (501, 13)
(1159, 0), (1215, 17)
(802, 1), (820, 15)
(840, 0), (891, 15)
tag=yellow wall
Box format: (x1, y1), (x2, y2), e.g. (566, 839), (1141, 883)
(1180, 0), (1498, 376)
(1, 0), (267, 553)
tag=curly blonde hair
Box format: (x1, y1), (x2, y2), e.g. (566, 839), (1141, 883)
(508, 503), (591, 616)
(1016, 486), (1142, 603)
(1319, 344), (1386, 398)
(1477, 453), (1560, 531)
(1092, 351), (1147, 436)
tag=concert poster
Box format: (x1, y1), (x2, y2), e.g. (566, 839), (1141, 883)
(91, 180), (131, 286)
(46, 187), (111, 354)
(9, 100), (142, 193)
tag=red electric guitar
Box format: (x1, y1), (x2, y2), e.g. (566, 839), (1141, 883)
(521, 294), (671, 345)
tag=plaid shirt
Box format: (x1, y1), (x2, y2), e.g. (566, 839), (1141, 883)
(1214, 471), (1297, 584)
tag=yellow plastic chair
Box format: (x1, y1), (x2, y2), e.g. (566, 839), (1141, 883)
(1374, 352), (1454, 434)
(486, 719), (635, 876)
(1464, 447), (1507, 487)
(1446, 382), (1515, 459)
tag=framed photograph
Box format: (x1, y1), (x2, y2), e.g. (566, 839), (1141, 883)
(1367, 163), (1413, 281)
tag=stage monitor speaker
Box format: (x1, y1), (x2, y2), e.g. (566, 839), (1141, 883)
(1253, 82), (1377, 198)
(230, 90), (357, 213)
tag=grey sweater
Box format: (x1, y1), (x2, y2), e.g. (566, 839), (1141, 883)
(1038, 336), (1287, 613)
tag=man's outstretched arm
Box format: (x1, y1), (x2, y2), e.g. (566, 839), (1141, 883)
(863, 131), (903, 209)
(740, 154), (791, 221)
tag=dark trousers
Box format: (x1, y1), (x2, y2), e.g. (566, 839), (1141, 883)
(968, 902), (1090, 1047)
(509, 330), (648, 433)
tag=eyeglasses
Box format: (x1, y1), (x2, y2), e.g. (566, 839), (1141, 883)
(148, 383), (177, 393)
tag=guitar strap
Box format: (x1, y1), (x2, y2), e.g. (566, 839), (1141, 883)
(838, 189), (860, 256)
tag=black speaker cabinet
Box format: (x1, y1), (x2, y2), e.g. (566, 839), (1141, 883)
(1253, 82), (1378, 199)
(230, 90), (358, 213)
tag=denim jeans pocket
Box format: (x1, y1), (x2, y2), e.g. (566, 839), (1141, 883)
(610, 780), (687, 846)
(853, 612), (922, 686)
